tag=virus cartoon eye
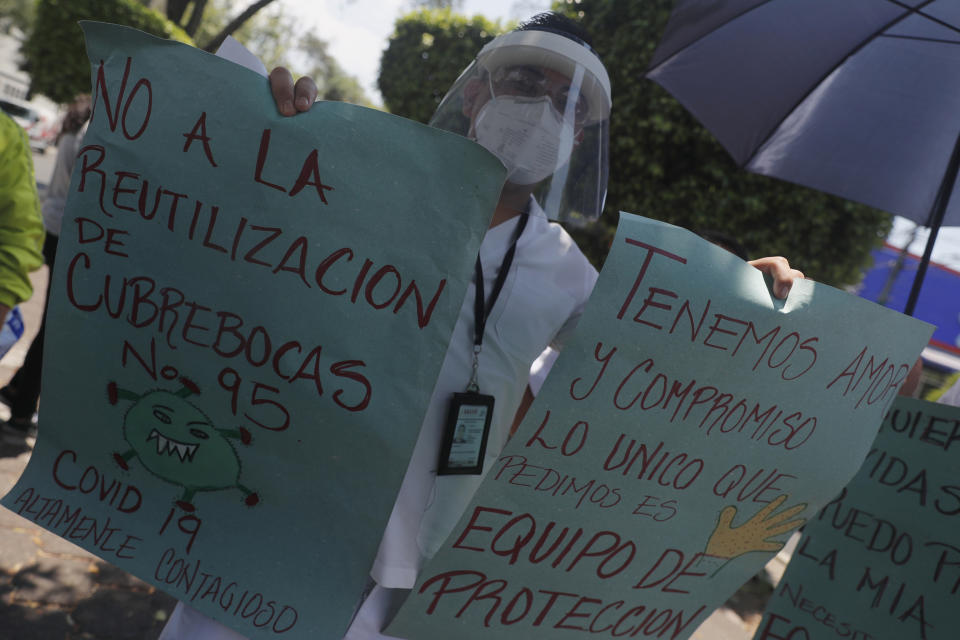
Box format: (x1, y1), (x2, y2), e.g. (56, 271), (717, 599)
(153, 408), (172, 424)
(190, 428), (210, 439)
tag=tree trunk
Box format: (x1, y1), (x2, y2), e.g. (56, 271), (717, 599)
(166, 0), (191, 25)
(201, 0), (278, 53)
(183, 0), (209, 37)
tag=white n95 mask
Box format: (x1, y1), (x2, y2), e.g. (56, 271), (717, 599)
(473, 95), (576, 186)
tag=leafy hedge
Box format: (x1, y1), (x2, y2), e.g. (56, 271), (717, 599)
(556, 0), (890, 286)
(378, 9), (503, 124)
(23, 0), (193, 104)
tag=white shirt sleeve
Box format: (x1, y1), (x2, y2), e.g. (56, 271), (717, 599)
(524, 220), (598, 397)
(528, 346), (560, 396)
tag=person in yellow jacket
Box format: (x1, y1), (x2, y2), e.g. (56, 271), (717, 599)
(0, 111), (46, 435)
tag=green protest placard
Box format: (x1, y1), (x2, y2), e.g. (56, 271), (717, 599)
(387, 214), (934, 640)
(754, 396), (960, 640)
(0, 23), (504, 639)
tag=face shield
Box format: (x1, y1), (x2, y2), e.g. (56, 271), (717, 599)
(429, 29), (611, 223)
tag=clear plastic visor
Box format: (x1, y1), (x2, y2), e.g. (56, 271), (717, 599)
(430, 53), (609, 224)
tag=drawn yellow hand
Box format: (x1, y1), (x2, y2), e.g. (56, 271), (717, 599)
(705, 494), (806, 560)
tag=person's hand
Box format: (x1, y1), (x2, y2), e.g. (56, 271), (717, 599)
(269, 67), (318, 117)
(705, 494), (806, 560)
(748, 256), (804, 299)
(0, 304), (10, 323)
(898, 357), (923, 397)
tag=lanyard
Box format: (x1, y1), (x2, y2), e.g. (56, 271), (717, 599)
(467, 213), (529, 392)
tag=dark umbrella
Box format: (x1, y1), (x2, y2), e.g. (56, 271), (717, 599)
(645, 0), (960, 315)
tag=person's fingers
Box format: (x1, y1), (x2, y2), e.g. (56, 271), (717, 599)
(294, 76), (318, 112)
(778, 269), (805, 299)
(269, 66), (296, 116)
(706, 506), (741, 558)
(716, 505), (738, 531)
(765, 516), (806, 538)
(752, 493), (789, 521)
(748, 256), (805, 299)
(899, 357), (923, 396)
(763, 502), (808, 527)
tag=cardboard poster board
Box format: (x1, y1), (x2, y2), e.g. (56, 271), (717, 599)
(387, 214), (934, 640)
(0, 23), (504, 639)
(754, 396), (960, 640)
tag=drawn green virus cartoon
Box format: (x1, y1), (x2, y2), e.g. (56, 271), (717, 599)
(109, 377), (259, 512)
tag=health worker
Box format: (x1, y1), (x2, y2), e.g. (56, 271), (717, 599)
(159, 11), (801, 640)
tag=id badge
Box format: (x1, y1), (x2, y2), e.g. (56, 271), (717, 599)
(437, 392), (494, 475)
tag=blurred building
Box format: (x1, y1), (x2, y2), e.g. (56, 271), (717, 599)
(856, 243), (960, 394)
(0, 22), (62, 152)
(0, 23), (30, 101)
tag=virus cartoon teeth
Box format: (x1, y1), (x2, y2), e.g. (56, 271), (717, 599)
(109, 376), (259, 512)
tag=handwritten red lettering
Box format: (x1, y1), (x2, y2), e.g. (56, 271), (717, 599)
(92, 57), (152, 140)
(182, 111), (218, 167)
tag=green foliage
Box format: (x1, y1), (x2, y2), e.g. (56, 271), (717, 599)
(228, 2), (292, 71)
(23, 0), (192, 103)
(299, 32), (371, 107)
(190, 0), (370, 106)
(378, 8), (504, 123)
(0, 0), (36, 33)
(185, 0), (235, 50)
(414, 0), (464, 9)
(556, 0), (891, 286)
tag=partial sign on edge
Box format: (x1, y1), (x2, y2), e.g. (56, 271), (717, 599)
(0, 22), (504, 639)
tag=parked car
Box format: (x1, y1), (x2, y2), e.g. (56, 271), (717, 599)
(0, 97), (58, 153)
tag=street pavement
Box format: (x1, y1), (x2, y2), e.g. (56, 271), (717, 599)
(0, 150), (776, 639)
